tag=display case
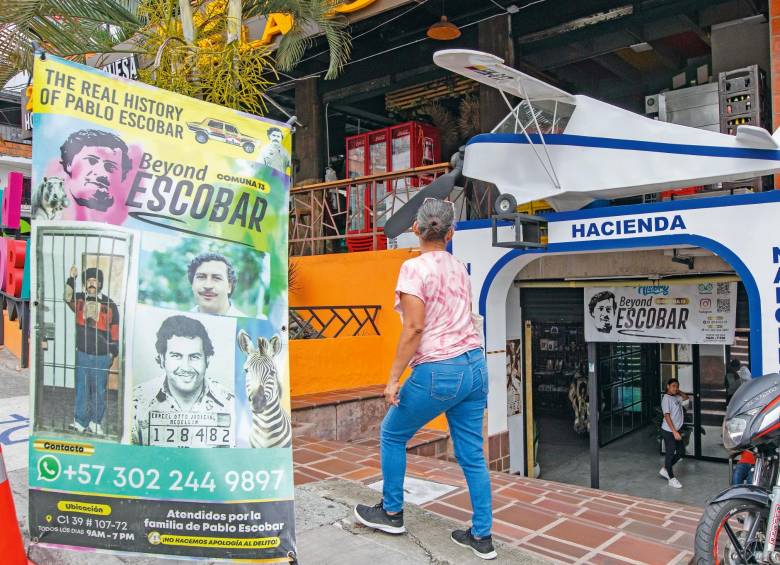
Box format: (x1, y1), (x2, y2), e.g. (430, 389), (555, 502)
(345, 122), (440, 252)
(531, 322), (587, 417)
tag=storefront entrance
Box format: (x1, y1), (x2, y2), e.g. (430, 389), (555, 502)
(519, 280), (741, 505)
(526, 330), (732, 505)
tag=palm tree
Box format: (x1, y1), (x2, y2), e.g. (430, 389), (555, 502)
(0, 0), (352, 113)
(0, 1), (142, 88)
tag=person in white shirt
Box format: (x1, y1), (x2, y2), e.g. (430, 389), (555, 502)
(187, 252), (246, 317)
(660, 378), (690, 488)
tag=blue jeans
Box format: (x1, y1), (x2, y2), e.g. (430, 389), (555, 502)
(732, 463), (754, 485)
(74, 351), (112, 428)
(381, 348), (492, 538)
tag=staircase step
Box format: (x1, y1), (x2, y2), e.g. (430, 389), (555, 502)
(701, 400), (726, 411)
(291, 385), (448, 455)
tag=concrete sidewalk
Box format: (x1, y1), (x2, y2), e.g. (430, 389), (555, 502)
(2, 348), (546, 564)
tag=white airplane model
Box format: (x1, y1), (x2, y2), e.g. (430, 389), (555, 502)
(433, 49), (780, 212)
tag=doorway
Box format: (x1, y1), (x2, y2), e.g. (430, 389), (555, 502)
(597, 343), (659, 447)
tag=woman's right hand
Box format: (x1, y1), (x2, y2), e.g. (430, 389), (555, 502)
(384, 381), (401, 406)
(673, 431), (682, 441)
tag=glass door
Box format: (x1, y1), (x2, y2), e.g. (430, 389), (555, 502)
(697, 344), (729, 461)
(597, 343), (657, 446)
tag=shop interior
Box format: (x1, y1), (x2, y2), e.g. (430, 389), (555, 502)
(517, 274), (750, 507)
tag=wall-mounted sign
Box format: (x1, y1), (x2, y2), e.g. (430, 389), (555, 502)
(584, 283), (737, 344)
(100, 55), (139, 80)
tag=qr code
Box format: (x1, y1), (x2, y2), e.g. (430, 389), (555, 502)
(716, 283), (730, 295)
(717, 299), (731, 312)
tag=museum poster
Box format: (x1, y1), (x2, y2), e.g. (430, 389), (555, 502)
(584, 283), (737, 344)
(27, 54), (294, 562)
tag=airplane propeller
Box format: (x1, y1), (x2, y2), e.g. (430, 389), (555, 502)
(383, 152), (464, 239)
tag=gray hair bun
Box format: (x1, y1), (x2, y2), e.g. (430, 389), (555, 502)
(416, 199), (454, 242)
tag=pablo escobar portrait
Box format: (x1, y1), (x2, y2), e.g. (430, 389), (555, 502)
(131, 311), (236, 447)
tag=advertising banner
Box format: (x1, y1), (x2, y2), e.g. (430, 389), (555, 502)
(27, 54), (294, 562)
(584, 283), (737, 344)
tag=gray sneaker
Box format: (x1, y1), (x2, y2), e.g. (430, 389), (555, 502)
(354, 501), (405, 534)
(451, 528), (497, 560)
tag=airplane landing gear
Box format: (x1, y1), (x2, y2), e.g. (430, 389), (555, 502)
(494, 193), (518, 215)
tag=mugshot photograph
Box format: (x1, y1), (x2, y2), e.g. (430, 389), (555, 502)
(131, 308), (236, 448)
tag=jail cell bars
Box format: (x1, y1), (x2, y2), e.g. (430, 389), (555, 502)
(34, 228), (132, 442)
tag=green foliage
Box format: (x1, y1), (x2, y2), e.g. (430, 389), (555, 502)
(2, 0), (352, 112)
(0, 0), (143, 87)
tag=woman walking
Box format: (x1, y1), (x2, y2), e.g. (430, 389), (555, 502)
(354, 199), (495, 560)
(659, 378), (690, 489)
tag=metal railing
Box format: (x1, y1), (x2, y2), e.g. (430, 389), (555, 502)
(289, 163), (499, 256)
(289, 306), (381, 339)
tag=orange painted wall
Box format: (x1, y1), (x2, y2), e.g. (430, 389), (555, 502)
(3, 311), (23, 362)
(290, 336), (385, 395)
(289, 249), (415, 396)
(289, 249), (448, 431)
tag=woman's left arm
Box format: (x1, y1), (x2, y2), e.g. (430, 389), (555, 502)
(385, 293), (426, 406)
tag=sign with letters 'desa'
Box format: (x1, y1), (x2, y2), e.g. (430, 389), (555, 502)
(28, 55), (293, 561)
(584, 283), (737, 344)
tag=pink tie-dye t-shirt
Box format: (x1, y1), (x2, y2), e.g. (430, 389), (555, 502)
(395, 251), (482, 367)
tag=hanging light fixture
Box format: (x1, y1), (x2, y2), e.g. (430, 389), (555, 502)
(427, 0), (461, 41)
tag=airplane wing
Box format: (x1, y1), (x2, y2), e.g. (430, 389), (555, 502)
(433, 49), (576, 104)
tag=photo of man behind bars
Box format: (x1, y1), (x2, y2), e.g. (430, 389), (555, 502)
(33, 226), (132, 441)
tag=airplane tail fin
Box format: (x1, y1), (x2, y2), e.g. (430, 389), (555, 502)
(737, 125), (780, 148)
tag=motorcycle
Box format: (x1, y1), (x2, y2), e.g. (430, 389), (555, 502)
(694, 373), (780, 564)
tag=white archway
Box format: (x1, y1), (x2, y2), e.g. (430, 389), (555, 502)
(453, 192), (780, 455)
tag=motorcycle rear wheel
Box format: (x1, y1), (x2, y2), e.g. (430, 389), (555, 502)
(694, 498), (769, 564)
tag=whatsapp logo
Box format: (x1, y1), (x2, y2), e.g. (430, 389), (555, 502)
(38, 455), (61, 482)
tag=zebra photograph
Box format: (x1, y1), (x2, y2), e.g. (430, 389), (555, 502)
(238, 330), (292, 449)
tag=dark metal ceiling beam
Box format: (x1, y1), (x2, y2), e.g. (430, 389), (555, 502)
(321, 64), (444, 104)
(699, 0), (764, 26)
(522, 30), (638, 70)
(677, 13), (711, 45)
(328, 103), (395, 126)
(592, 53), (643, 83)
(521, 0), (758, 72)
(519, 0), (737, 55)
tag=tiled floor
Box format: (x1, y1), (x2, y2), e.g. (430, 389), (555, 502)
(293, 436), (699, 565)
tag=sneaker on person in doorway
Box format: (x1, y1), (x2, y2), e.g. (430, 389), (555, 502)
(354, 501), (406, 534)
(659, 466), (669, 480)
(88, 422), (104, 435)
(451, 528), (497, 560)
(668, 477), (683, 489)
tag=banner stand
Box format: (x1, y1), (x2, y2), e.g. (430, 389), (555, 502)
(28, 51), (296, 562)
